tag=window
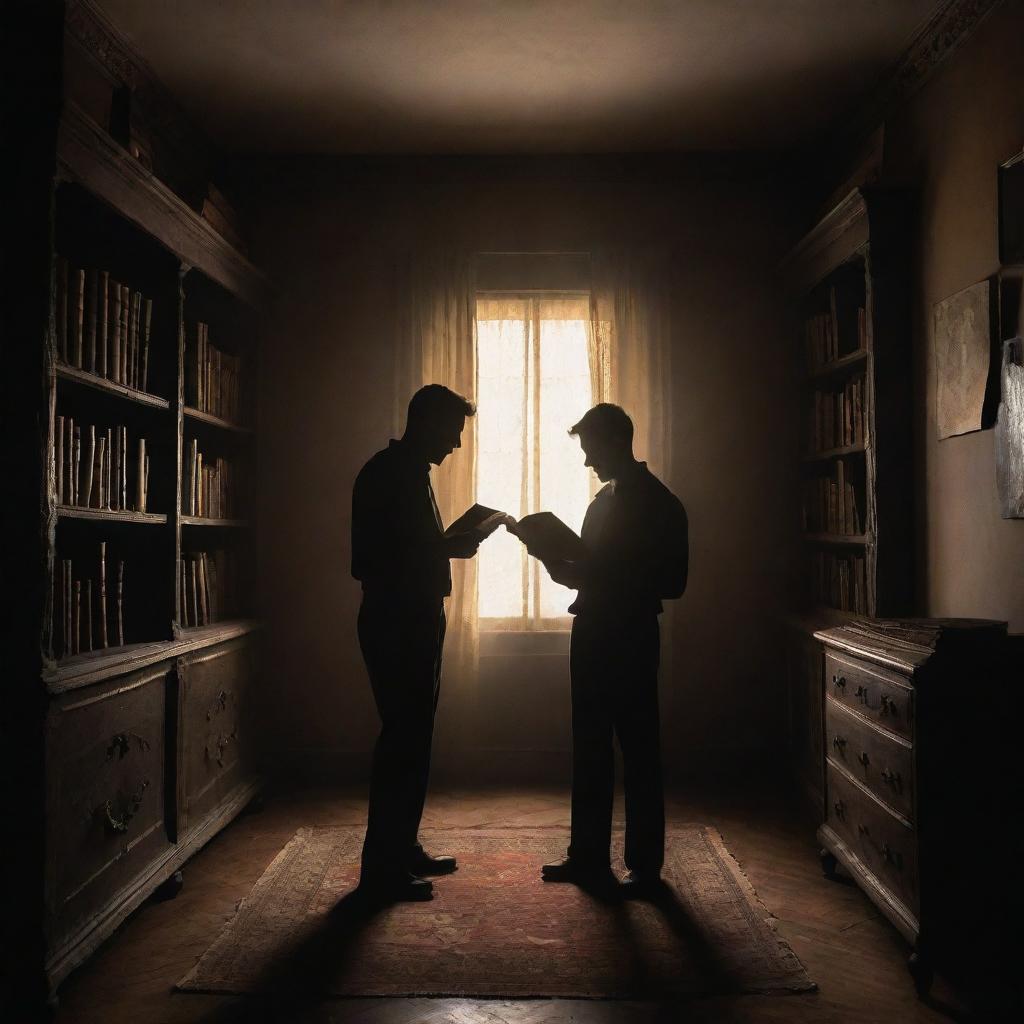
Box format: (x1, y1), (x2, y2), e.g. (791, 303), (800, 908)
(476, 294), (594, 629)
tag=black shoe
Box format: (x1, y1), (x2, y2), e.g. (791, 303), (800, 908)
(409, 849), (457, 875)
(541, 857), (614, 886)
(619, 870), (666, 899)
(357, 872), (434, 903)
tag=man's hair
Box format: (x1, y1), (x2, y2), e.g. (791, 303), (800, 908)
(569, 403), (634, 446)
(407, 383), (476, 426)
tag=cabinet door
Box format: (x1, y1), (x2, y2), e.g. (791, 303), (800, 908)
(46, 665), (171, 952)
(176, 637), (256, 837)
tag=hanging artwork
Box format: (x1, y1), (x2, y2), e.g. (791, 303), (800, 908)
(933, 279), (997, 439)
(995, 338), (1024, 518)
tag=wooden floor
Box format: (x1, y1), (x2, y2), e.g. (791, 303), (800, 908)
(53, 781), (976, 1023)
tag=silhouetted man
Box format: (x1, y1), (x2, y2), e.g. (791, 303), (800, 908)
(351, 384), (480, 901)
(540, 403), (687, 895)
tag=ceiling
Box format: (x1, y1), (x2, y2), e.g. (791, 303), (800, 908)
(96, 0), (942, 155)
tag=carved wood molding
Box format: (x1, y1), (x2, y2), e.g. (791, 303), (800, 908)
(840, 0), (1005, 145)
(65, 0), (198, 157)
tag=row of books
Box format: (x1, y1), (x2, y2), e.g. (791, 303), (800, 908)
(56, 258), (154, 392)
(801, 460), (863, 535)
(188, 322), (243, 422)
(183, 441), (241, 518)
(811, 551), (868, 615)
(802, 287), (866, 369)
(55, 416), (151, 513)
(53, 543), (125, 658)
(179, 550), (237, 627)
(807, 375), (866, 454)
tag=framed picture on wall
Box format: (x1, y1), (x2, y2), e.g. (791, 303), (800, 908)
(933, 279), (999, 439)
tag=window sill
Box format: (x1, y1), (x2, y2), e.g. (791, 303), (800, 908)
(479, 629), (570, 657)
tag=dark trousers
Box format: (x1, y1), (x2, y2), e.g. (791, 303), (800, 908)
(358, 595), (446, 880)
(567, 613), (665, 873)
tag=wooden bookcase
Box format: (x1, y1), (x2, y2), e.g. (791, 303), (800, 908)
(14, 3), (269, 1000)
(781, 188), (915, 809)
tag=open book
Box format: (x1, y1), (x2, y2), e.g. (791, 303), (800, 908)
(445, 504), (585, 563)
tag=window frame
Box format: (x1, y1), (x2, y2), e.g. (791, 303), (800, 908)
(474, 289), (592, 634)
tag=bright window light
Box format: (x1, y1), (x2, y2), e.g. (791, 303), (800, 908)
(476, 294), (594, 628)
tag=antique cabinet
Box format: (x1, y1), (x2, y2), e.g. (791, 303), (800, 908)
(815, 618), (1014, 996)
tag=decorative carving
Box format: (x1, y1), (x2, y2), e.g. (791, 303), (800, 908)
(206, 690), (230, 722)
(101, 777), (150, 834)
(105, 731), (150, 760)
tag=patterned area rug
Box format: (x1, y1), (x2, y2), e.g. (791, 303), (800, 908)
(178, 826), (815, 998)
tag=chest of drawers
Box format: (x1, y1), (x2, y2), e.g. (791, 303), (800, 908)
(814, 618), (1014, 997)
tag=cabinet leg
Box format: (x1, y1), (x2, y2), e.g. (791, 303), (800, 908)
(908, 951), (933, 997)
(155, 869), (184, 901)
(820, 847), (839, 880)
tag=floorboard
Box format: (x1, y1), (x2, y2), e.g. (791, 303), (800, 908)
(53, 782), (973, 1023)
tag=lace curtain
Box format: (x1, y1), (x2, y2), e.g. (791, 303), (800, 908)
(394, 252), (480, 709)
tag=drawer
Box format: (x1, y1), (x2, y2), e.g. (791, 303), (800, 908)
(825, 653), (913, 740)
(46, 665), (171, 947)
(826, 697), (914, 820)
(177, 638), (256, 836)
(826, 762), (919, 913)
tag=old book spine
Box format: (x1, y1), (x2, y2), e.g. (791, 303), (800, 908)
(197, 452), (203, 517)
(117, 560), (124, 646)
(131, 291), (141, 389)
(57, 256), (68, 362)
(120, 285), (130, 386)
(195, 553), (205, 626)
(141, 297), (152, 392)
(94, 437), (106, 508)
(179, 559), (186, 626)
(110, 281), (122, 383)
(73, 426), (81, 506)
(144, 454), (150, 513)
(82, 425), (95, 509)
(99, 270), (109, 378)
(105, 428), (113, 509)
(74, 268), (85, 368)
(55, 415), (64, 506)
(136, 437), (146, 512)
(121, 426), (128, 511)
(86, 269), (98, 373)
(99, 542), (108, 648)
(207, 556), (218, 622)
(85, 579), (93, 653)
(73, 579), (81, 655)
(189, 558), (198, 629)
(199, 323), (207, 411)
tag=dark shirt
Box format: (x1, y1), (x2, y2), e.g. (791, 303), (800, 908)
(351, 439), (452, 602)
(569, 460), (688, 619)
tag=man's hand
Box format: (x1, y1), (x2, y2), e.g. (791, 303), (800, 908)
(544, 558), (584, 588)
(444, 532), (481, 559)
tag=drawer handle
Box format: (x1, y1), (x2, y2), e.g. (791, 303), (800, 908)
(881, 767), (902, 789)
(832, 674), (846, 689)
(832, 735), (847, 751)
(855, 684), (868, 702)
(857, 822), (869, 836)
(833, 799), (845, 819)
(880, 694), (898, 716)
(858, 751), (870, 768)
(102, 778), (150, 835)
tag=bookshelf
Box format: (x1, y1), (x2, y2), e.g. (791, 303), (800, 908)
(18, 2), (270, 999)
(782, 188), (914, 810)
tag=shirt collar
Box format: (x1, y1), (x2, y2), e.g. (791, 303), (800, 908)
(389, 437), (430, 474)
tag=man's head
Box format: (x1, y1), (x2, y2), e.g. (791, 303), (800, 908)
(569, 403), (635, 482)
(405, 384), (476, 465)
